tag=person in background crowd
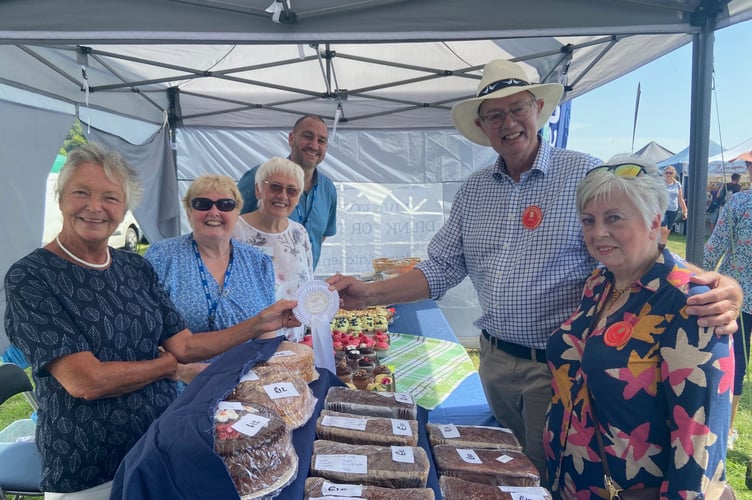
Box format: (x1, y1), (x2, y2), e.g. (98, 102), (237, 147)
(708, 173), (742, 234)
(704, 160), (752, 452)
(234, 157), (313, 343)
(327, 59), (743, 476)
(4, 145), (298, 499)
(145, 175), (277, 387)
(238, 115), (337, 271)
(660, 166), (688, 245)
(545, 159), (730, 498)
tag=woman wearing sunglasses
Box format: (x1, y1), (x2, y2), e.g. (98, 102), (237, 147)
(4, 147), (297, 498)
(660, 167), (688, 246)
(545, 159), (732, 499)
(233, 157), (313, 343)
(145, 174), (285, 386)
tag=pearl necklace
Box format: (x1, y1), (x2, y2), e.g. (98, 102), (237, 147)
(55, 235), (111, 269)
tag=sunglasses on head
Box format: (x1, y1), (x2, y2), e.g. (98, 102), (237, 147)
(264, 180), (300, 197)
(190, 197), (237, 212)
(586, 163), (647, 178)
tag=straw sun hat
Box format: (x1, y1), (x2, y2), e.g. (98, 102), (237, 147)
(451, 59), (565, 146)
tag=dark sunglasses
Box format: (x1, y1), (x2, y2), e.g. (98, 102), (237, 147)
(586, 163), (646, 178)
(264, 180), (300, 197)
(190, 197), (237, 212)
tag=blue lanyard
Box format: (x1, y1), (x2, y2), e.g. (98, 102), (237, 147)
(191, 237), (234, 331)
(296, 183), (318, 227)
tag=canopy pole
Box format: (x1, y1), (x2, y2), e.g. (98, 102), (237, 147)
(685, 5), (719, 265)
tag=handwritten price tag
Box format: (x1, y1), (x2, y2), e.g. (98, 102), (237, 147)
(319, 480), (363, 497)
(322, 415), (368, 431)
(217, 401), (243, 410)
(391, 446), (415, 463)
(391, 419), (413, 436)
(231, 413), (270, 437)
(456, 448), (482, 464)
(315, 454), (367, 474)
(438, 423), (461, 438)
(263, 382), (300, 400)
(498, 486), (549, 500)
(393, 392), (413, 404)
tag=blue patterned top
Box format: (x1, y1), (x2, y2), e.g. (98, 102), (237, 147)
(416, 139), (601, 349)
(545, 249), (731, 498)
(144, 234), (275, 337)
(4, 248), (187, 492)
(704, 190), (752, 314)
(238, 165), (337, 270)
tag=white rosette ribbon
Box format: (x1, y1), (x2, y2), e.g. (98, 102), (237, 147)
(293, 280), (339, 373)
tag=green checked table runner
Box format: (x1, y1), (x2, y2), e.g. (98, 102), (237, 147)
(378, 332), (477, 410)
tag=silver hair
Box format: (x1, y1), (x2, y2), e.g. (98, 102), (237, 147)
(182, 174), (243, 214)
(56, 143), (143, 210)
(576, 155), (668, 230)
(255, 157), (305, 191)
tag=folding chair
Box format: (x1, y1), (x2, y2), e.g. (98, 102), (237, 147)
(0, 363), (43, 500)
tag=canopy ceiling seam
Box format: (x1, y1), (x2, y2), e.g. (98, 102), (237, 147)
(170, 0), (410, 21)
(17, 45), (81, 88)
(88, 51), (165, 112)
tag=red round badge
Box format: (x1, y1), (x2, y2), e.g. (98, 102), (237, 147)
(522, 205), (543, 229)
(604, 321), (633, 347)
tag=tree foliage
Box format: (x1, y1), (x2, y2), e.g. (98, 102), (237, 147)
(58, 120), (87, 155)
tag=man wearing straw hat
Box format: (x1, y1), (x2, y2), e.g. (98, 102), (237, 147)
(328, 59), (742, 476)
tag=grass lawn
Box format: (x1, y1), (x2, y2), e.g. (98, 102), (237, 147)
(2, 232), (750, 497)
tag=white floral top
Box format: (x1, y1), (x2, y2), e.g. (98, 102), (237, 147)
(233, 218), (314, 341)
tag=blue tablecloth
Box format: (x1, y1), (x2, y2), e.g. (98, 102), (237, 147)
(390, 300), (497, 427)
(110, 337), (441, 499)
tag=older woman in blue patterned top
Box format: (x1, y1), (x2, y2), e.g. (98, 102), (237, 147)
(4, 144), (298, 498)
(146, 174), (281, 384)
(545, 159), (731, 499)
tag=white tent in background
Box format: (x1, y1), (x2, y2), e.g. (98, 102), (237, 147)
(707, 136), (752, 174)
(657, 140), (725, 177)
(633, 141), (675, 164)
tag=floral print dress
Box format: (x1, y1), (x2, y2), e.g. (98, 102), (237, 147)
(545, 249), (731, 499)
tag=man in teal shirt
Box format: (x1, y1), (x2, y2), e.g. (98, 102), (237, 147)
(238, 115), (337, 270)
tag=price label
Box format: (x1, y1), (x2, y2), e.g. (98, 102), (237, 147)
(319, 480), (363, 497)
(391, 446), (415, 463)
(263, 382), (300, 399)
(217, 401), (243, 410)
(393, 392), (413, 404)
(272, 350), (296, 358)
(496, 454), (514, 464)
(315, 454), (368, 474)
(322, 415), (368, 431)
(438, 423), (461, 438)
(240, 370), (260, 382)
(498, 486), (549, 500)
(231, 413), (270, 437)
(390, 419), (413, 436)
(456, 448), (482, 464)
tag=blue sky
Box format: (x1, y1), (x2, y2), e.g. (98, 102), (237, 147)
(566, 19), (752, 162)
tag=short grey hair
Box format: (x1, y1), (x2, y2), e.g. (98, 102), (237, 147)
(576, 156), (668, 230)
(56, 143), (143, 210)
(255, 157), (305, 191)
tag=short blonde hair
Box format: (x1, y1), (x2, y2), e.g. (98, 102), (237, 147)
(577, 156), (667, 230)
(182, 175), (243, 213)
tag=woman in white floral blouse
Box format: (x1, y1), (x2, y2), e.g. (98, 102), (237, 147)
(234, 157), (314, 342)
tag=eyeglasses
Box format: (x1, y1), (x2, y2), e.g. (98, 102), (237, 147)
(664, 171), (675, 176)
(190, 197), (237, 212)
(478, 100), (536, 129)
(264, 180), (300, 197)
(586, 163), (647, 178)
